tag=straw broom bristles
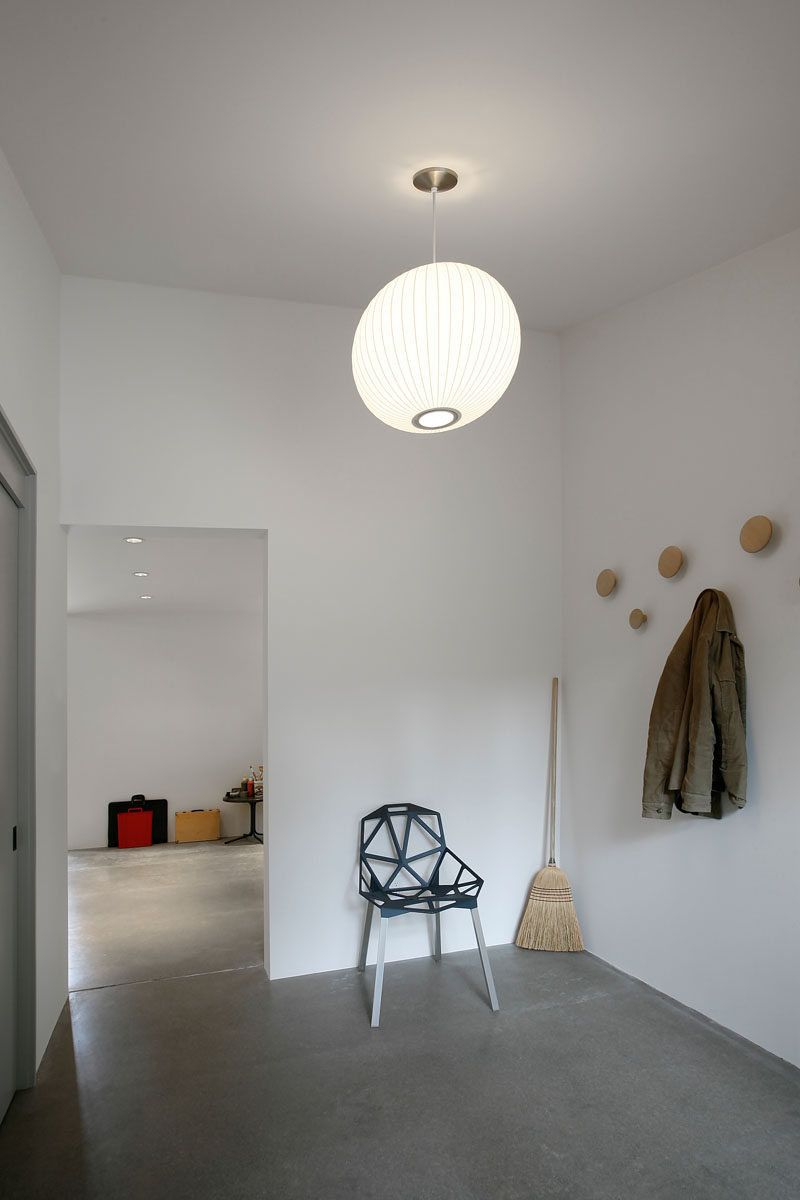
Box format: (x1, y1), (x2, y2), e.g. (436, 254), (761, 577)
(516, 863), (584, 951)
(516, 678), (584, 952)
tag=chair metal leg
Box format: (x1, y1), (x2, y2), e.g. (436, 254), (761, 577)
(471, 908), (499, 1012)
(357, 902), (374, 972)
(434, 910), (441, 962)
(371, 916), (388, 1028)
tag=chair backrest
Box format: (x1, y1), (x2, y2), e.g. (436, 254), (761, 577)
(360, 804), (446, 897)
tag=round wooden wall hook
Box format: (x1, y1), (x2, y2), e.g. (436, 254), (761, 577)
(739, 515), (773, 553)
(596, 569), (617, 597)
(629, 608), (647, 630)
(658, 546), (684, 578)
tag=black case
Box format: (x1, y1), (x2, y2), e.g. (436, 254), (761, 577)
(108, 795), (168, 847)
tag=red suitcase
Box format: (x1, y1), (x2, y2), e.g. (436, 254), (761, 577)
(117, 805), (153, 849)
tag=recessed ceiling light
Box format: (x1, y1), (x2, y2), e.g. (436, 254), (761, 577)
(132, 571), (149, 578)
(124, 536), (144, 544)
(139, 594), (153, 600)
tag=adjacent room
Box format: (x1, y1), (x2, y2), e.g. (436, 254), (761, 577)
(66, 526), (266, 992)
(0, 3), (798, 1198)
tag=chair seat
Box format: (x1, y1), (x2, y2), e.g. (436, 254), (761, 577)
(363, 882), (479, 915)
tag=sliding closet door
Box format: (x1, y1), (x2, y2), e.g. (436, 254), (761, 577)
(0, 475), (19, 1120)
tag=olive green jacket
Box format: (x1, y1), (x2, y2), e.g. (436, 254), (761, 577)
(642, 589), (747, 820)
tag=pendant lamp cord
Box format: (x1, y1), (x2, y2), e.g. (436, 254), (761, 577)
(431, 186), (438, 264)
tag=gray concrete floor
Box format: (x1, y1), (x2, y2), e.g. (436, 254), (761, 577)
(0, 847), (798, 1199)
(68, 840), (264, 990)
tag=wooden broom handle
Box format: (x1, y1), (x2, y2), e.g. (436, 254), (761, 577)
(549, 677), (558, 865)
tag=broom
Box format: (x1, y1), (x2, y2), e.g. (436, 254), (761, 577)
(516, 677), (584, 952)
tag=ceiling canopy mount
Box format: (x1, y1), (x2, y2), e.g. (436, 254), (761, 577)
(412, 167), (459, 194)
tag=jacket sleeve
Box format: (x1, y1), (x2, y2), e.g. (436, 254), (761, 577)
(712, 632), (747, 808)
(642, 623), (693, 819)
(676, 610), (718, 814)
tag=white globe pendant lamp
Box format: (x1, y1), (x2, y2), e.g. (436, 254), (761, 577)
(352, 168), (521, 433)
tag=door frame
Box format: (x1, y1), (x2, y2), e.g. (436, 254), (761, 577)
(0, 406), (37, 1092)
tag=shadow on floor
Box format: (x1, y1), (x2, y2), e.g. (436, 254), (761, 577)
(1, 947), (799, 1200)
(0, 1004), (91, 1198)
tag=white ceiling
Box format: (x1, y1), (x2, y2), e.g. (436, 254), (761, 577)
(67, 527), (265, 617)
(2, 2), (800, 330)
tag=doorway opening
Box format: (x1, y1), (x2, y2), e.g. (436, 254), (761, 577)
(65, 525), (267, 993)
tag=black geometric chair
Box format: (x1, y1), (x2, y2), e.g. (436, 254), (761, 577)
(357, 803), (499, 1027)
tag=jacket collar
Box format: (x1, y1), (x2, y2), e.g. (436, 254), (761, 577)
(694, 588), (736, 634)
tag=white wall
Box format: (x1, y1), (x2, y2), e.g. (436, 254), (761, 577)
(0, 147), (66, 1066)
(560, 229), (800, 1067)
(60, 277), (563, 979)
(68, 610), (264, 849)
